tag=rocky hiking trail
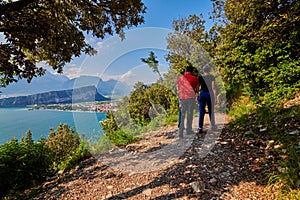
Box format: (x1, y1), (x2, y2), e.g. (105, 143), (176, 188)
(29, 112), (280, 200)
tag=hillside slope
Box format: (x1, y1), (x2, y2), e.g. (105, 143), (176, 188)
(20, 95), (299, 199)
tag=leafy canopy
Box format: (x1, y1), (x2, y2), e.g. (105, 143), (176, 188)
(0, 0), (146, 86)
(214, 0), (300, 104)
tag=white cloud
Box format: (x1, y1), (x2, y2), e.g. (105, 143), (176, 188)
(66, 63), (77, 67)
(85, 37), (96, 44)
(62, 67), (82, 79)
(96, 65), (159, 86)
(96, 42), (103, 51)
(97, 71), (136, 83)
(119, 71), (136, 84)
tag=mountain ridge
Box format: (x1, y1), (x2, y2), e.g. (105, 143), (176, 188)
(0, 86), (110, 106)
(0, 71), (131, 98)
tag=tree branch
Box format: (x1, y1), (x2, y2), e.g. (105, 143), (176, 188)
(0, 0), (36, 14)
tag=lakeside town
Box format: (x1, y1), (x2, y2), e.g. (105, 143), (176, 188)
(29, 101), (118, 112)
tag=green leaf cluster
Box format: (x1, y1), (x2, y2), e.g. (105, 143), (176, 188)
(215, 0), (300, 105)
(128, 82), (177, 126)
(0, 124), (92, 198)
(45, 123), (91, 171)
(100, 111), (137, 146)
(0, 131), (52, 198)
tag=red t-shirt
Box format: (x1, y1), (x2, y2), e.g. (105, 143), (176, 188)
(177, 73), (199, 99)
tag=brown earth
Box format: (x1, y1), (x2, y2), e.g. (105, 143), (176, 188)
(24, 100), (300, 200)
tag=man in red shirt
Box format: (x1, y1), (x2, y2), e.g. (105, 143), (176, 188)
(177, 65), (199, 138)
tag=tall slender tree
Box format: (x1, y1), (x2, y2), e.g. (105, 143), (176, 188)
(141, 51), (162, 80)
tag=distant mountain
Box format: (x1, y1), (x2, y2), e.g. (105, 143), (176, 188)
(0, 71), (69, 96)
(0, 86), (110, 106)
(0, 71), (131, 98)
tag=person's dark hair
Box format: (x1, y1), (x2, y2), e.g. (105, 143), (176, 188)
(185, 65), (194, 73)
(203, 66), (211, 73)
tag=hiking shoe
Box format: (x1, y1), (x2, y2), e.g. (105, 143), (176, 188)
(197, 128), (203, 134)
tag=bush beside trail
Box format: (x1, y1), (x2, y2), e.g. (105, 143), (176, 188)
(0, 124), (91, 199)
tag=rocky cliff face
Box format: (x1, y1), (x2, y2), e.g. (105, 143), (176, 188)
(0, 86), (109, 106)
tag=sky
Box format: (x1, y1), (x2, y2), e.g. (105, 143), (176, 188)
(68, 0), (214, 88)
(2, 0), (214, 87)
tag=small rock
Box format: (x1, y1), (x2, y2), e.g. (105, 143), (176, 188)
(221, 172), (231, 177)
(277, 166), (288, 173)
(46, 176), (57, 181)
(152, 177), (160, 182)
(259, 127), (267, 132)
(282, 149), (287, 153)
(274, 144), (282, 149)
(142, 188), (152, 196)
(57, 170), (64, 175)
(289, 130), (299, 135)
(107, 185), (113, 189)
(209, 178), (218, 186)
(190, 181), (205, 193)
(219, 141), (228, 145)
(267, 140), (275, 145)
(169, 180), (177, 188)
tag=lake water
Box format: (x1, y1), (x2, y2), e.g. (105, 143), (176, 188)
(0, 107), (106, 144)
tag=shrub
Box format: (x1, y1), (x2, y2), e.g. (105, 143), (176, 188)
(0, 131), (52, 198)
(85, 134), (113, 155)
(58, 141), (92, 171)
(45, 123), (90, 171)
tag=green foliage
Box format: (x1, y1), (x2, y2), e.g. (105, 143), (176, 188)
(128, 82), (152, 125)
(228, 95), (256, 124)
(0, 132), (53, 198)
(165, 114), (180, 125)
(0, 123), (94, 198)
(146, 84), (176, 115)
(101, 111), (121, 136)
(128, 82), (177, 126)
(45, 123), (90, 171)
(0, 0), (146, 86)
(58, 141), (92, 171)
(141, 51), (161, 80)
(166, 13), (216, 74)
(267, 144), (300, 199)
(107, 129), (137, 146)
(214, 0), (300, 105)
(85, 134), (113, 155)
(101, 111), (137, 146)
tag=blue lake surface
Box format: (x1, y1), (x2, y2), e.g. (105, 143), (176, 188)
(0, 107), (106, 144)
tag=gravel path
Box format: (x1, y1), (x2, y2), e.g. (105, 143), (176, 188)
(29, 112), (278, 200)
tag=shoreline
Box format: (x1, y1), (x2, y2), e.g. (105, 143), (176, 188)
(27, 101), (118, 113)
